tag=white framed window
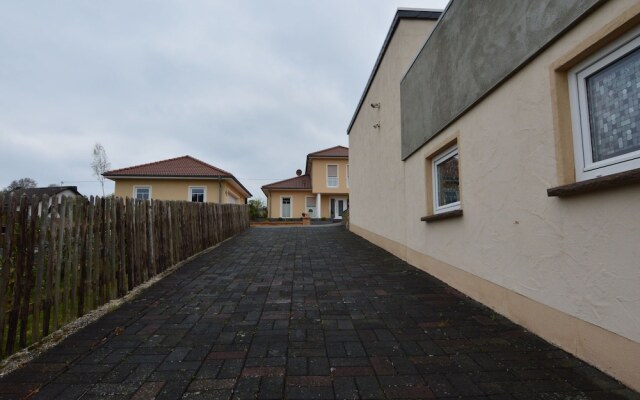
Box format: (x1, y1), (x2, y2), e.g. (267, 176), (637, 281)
(281, 196), (292, 218)
(134, 186), (151, 200)
(432, 145), (460, 214)
(305, 196), (317, 218)
(189, 186), (206, 202)
(327, 164), (338, 188)
(569, 27), (640, 181)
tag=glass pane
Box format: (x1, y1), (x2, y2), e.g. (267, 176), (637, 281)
(338, 200), (344, 216)
(328, 176), (338, 186)
(586, 46), (640, 162)
(436, 154), (459, 207)
(191, 188), (204, 202)
(136, 188), (149, 200)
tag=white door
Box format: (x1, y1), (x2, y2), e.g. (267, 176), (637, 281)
(281, 197), (291, 218)
(331, 197), (347, 220)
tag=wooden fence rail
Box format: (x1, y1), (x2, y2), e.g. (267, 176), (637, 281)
(0, 194), (249, 358)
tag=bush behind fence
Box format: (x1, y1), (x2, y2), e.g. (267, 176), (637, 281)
(0, 194), (249, 358)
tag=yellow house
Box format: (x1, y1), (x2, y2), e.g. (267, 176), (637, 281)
(349, 3), (640, 390)
(262, 146), (349, 219)
(104, 155), (251, 203)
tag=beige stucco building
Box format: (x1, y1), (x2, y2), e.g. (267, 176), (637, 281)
(104, 155), (251, 204)
(262, 146), (349, 220)
(348, 3), (640, 391)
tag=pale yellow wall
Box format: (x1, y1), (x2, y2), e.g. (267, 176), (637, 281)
(222, 182), (247, 204)
(349, 2), (640, 390)
(266, 190), (313, 218)
(350, 18), (438, 246)
(310, 158), (349, 194)
(113, 178), (247, 203)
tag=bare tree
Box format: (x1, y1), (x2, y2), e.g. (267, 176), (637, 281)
(4, 177), (37, 192)
(91, 143), (111, 196)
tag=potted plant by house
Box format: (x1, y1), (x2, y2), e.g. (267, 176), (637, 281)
(302, 211), (311, 225)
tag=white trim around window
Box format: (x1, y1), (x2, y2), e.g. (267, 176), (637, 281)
(432, 145), (460, 214)
(569, 26), (640, 181)
(327, 164), (339, 188)
(133, 186), (151, 200)
(188, 186), (207, 202)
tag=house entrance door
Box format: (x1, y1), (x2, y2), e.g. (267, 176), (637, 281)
(331, 197), (348, 220)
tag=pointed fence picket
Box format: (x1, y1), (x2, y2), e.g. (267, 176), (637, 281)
(0, 194), (249, 358)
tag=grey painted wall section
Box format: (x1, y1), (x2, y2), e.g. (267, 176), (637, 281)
(400, 0), (605, 159)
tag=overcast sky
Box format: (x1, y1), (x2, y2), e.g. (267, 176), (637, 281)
(0, 0), (448, 200)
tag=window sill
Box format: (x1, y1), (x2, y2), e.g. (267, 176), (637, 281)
(421, 209), (463, 223)
(547, 168), (640, 197)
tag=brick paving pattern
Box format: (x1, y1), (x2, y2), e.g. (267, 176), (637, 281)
(0, 226), (638, 399)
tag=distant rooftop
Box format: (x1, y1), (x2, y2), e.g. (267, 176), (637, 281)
(8, 186), (83, 198)
(104, 155), (251, 196)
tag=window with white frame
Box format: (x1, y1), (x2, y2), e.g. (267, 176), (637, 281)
(190, 187), (205, 202)
(569, 28), (640, 181)
(134, 186), (151, 200)
(327, 164), (338, 187)
(432, 146), (460, 214)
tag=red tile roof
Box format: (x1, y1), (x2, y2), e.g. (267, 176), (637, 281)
(262, 145), (348, 194)
(261, 175), (311, 191)
(104, 155), (251, 196)
(307, 145), (349, 158)
(305, 146), (348, 175)
(104, 155), (233, 177)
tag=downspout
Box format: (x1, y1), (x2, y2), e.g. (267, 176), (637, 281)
(218, 177), (223, 203)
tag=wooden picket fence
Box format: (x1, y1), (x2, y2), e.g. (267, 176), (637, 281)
(0, 194), (249, 358)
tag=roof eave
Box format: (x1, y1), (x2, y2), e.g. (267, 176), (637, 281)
(346, 9), (442, 135)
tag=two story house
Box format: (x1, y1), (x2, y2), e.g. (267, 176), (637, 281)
(262, 146), (349, 220)
(104, 155), (251, 204)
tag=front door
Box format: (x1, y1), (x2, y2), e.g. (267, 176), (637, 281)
(281, 197), (291, 218)
(331, 197), (347, 220)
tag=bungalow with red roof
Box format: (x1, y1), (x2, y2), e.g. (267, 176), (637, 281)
(103, 155), (251, 204)
(262, 146), (349, 220)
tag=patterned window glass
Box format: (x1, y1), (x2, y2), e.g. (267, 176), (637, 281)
(436, 153), (459, 207)
(191, 187), (205, 202)
(586, 47), (640, 162)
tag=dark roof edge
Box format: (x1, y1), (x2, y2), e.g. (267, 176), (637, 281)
(102, 174), (231, 178)
(103, 174), (252, 198)
(346, 8), (442, 135)
(261, 175), (310, 190)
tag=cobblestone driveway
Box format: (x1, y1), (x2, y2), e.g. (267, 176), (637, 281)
(0, 226), (638, 399)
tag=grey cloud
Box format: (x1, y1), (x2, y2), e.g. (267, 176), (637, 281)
(0, 0), (448, 198)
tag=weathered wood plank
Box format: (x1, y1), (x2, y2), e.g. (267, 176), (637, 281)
(0, 194), (16, 356)
(6, 195), (29, 354)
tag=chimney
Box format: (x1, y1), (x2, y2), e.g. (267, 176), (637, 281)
(296, 169), (302, 176)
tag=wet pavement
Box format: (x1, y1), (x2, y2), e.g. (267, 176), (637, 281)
(0, 226), (637, 399)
